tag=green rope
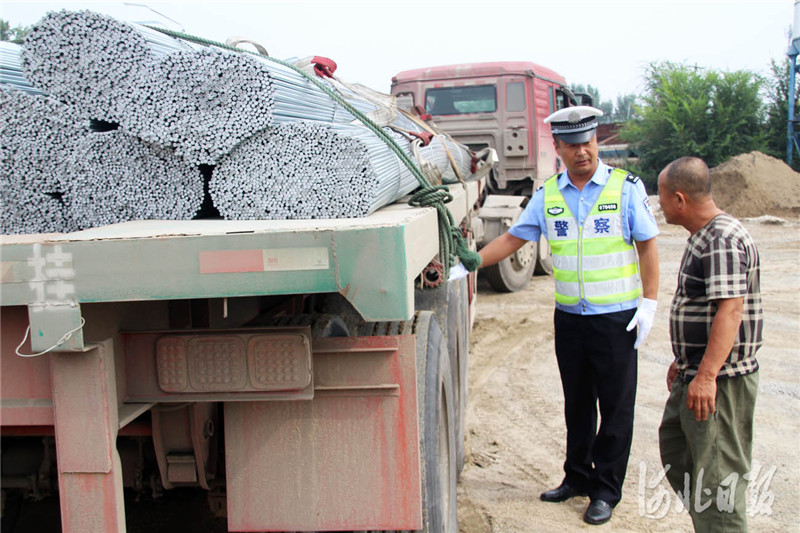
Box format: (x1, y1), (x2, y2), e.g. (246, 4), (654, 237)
(145, 26), (481, 277)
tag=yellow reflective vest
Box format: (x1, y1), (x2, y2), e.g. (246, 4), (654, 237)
(543, 169), (641, 306)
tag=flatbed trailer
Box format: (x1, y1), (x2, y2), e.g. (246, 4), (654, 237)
(0, 180), (481, 533)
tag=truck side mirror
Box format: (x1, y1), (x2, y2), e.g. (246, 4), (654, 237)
(574, 93), (593, 107)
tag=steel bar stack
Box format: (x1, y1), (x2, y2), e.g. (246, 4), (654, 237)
(0, 42), (44, 96)
(124, 47), (276, 165)
(418, 134), (475, 184)
(64, 131), (205, 229)
(20, 9), (195, 123)
(0, 89), (87, 234)
(211, 121), (420, 219)
(2, 8), (479, 234)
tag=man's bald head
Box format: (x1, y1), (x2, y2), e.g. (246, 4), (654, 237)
(661, 156), (711, 200)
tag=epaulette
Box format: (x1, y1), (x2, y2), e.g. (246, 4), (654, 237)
(626, 173), (640, 184)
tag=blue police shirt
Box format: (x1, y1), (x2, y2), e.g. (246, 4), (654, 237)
(509, 160), (659, 315)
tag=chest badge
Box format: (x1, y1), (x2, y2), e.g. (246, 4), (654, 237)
(598, 203), (618, 212)
(547, 206), (565, 216)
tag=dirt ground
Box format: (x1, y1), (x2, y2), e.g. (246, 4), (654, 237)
(457, 211), (800, 532)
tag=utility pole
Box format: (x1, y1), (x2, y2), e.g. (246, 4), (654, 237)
(788, 1), (800, 165)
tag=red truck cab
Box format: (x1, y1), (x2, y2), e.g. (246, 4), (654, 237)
(391, 61), (586, 197)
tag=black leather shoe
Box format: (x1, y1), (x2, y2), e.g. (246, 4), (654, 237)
(583, 499), (613, 525)
(539, 482), (586, 502)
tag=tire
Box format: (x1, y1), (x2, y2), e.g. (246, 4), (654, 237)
(1, 491), (22, 533)
(447, 279), (468, 475)
(246, 313), (349, 337)
(534, 235), (554, 276)
(414, 312), (458, 533)
(483, 219), (536, 292)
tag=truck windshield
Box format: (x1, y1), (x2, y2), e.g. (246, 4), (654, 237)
(425, 85), (497, 115)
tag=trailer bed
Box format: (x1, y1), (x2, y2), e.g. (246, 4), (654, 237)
(1, 181), (478, 350)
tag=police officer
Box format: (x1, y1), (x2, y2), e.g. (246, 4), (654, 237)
(457, 106), (659, 525)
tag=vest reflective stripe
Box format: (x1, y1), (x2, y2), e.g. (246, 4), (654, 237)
(553, 249), (638, 272)
(554, 278), (641, 303)
(544, 169), (641, 306)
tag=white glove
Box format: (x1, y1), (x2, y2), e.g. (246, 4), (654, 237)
(626, 298), (658, 349)
(448, 263), (470, 281)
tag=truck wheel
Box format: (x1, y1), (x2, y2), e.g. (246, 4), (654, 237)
(448, 278), (468, 476)
(533, 235), (554, 276)
(247, 313), (349, 337)
(415, 311), (458, 533)
(483, 219), (536, 292)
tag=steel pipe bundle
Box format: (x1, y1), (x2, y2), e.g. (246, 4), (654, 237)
(210, 121), (420, 220)
(63, 130), (205, 230)
(20, 9), (193, 122)
(0, 89), (87, 234)
(124, 47), (276, 165)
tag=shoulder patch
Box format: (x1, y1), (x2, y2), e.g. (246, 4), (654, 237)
(626, 174), (640, 184)
(643, 196), (654, 216)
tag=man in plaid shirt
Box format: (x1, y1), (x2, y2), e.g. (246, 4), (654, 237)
(656, 156), (763, 532)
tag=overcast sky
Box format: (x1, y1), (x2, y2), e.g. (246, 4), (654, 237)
(1, 0), (794, 103)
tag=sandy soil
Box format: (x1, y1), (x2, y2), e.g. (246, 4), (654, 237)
(457, 213), (800, 533)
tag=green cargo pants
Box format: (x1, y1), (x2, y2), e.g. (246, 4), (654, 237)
(658, 372), (759, 533)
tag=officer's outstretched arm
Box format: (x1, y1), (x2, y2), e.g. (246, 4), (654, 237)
(479, 232), (529, 269)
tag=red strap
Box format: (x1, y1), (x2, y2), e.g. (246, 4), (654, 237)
(409, 130), (434, 146)
(413, 105), (432, 121)
(311, 56), (337, 78)
(470, 153), (480, 173)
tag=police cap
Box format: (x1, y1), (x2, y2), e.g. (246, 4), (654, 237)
(544, 106), (603, 144)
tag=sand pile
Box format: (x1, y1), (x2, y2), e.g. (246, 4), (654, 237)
(711, 151), (800, 219)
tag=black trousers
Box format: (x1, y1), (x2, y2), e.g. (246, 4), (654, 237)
(553, 308), (637, 506)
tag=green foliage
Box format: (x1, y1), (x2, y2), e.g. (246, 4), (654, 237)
(0, 19), (31, 43)
(763, 58), (800, 170)
(620, 62), (767, 178)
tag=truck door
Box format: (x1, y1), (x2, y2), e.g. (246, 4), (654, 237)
(533, 81), (561, 185)
(502, 77), (532, 173)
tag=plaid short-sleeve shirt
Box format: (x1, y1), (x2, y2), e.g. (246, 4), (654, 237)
(669, 213), (763, 380)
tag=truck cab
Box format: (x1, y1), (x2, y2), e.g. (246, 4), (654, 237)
(391, 61), (589, 197)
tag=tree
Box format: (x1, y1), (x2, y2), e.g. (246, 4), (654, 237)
(620, 62), (767, 183)
(0, 19), (31, 43)
(764, 58), (800, 170)
(614, 93), (637, 121)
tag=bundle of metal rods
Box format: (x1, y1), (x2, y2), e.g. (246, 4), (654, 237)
(266, 63), (383, 126)
(3, 8), (479, 234)
(20, 9), (194, 122)
(123, 47), (276, 165)
(0, 42), (44, 96)
(418, 134), (475, 184)
(64, 130), (205, 230)
(211, 121), (420, 219)
(0, 88), (87, 234)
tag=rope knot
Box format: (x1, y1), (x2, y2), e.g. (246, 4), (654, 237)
(408, 185), (452, 208)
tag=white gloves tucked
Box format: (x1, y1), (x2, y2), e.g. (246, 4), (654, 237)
(626, 298), (658, 349)
(448, 263), (470, 281)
